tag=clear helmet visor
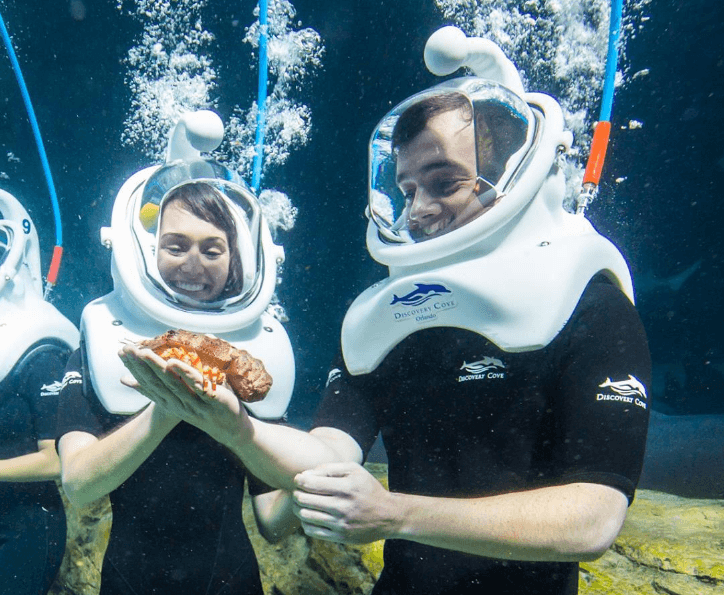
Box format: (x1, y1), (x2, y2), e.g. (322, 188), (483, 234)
(131, 159), (264, 311)
(369, 79), (536, 243)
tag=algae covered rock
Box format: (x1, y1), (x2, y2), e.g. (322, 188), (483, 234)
(580, 489), (724, 594)
(48, 483), (111, 595)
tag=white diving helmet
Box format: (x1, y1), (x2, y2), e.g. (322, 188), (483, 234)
(82, 111), (294, 418)
(0, 189), (79, 383)
(367, 26), (578, 269)
(369, 79), (537, 246)
(341, 27), (633, 375)
(104, 155), (283, 333)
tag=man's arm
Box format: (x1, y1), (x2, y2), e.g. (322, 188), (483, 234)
(292, 458), (628, 562)
(245, 422), (628, 559)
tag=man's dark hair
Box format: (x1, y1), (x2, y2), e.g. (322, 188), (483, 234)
(391, 92), (472, 151)
(162, 182), (245, 299)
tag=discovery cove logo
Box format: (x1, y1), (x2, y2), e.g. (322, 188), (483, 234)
(596, 375), (648, 410)
(458, 357), (506, 382)
(390, 283), (456, 323)
(40, 380), (64, 397)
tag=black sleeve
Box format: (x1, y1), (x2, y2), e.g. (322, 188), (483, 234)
(546, 283), (651, 504)
(311, 352), (381, 459)
(18, 345), (72, 441)
(56, 348), (119, 440)
(246, 473), (275, 497)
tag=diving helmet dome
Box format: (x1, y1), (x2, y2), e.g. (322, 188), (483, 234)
(103, 158), (284, 333)
(366, 30), (573, 269)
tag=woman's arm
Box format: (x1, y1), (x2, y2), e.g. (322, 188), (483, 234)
(0, 439), (61, 482)
(251, 489), (298, 543)
(59, 402), (178, 507)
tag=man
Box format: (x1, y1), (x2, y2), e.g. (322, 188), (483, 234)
(123, 31), (650, 595)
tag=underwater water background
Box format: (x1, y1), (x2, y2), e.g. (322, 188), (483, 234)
(0, 0), (722, 429)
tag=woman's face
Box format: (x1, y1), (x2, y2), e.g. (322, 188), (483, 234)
(157, 200), (231, 302)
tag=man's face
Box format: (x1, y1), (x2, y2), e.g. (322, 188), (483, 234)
(395, 108), (483, 241)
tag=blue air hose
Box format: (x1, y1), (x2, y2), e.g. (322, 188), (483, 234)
(599, 0), (623, 122)
(0, 10), (64, 289)
(578, 0), (625, 213)
(251, 0), (269, 193)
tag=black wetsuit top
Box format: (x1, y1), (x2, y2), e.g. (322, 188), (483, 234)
(57, 349), (266, 595)
(314, 282), (651, 595)
(0, 342), (70, 595)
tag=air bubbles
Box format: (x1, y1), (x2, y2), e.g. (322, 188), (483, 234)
(632, 69), (650, 80)
(258, 189), (298, 240)
(120, 1), (217, 159)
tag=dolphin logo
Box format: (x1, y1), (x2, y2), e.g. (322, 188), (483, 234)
(390, 283), (452, 307)
(40, 380), (64, 396)
(60, 370), (82, 390)
(325, 368), (342, 388)
(599, 375), (647, 399)
(460, 357), (505, 374)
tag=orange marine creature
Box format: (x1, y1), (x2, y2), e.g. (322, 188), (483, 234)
(138, 329), (272, 402)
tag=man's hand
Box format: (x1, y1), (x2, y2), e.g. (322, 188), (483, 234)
(119, 344), (254, 448)
(292, 462), (402, 544)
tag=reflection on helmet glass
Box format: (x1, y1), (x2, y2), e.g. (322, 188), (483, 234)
(132, 159), (264, 310)
(0, 226), (9, 267)
(369, 79), (536, 244)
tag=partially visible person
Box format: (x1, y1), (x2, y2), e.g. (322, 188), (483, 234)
(0, 189), (78, 595)
(122, 29), (651, 595)
(57, 112), (295, 595)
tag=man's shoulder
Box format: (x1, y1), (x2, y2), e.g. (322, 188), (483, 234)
(561, 279), (646, 347)
(575, 280), (638, 319)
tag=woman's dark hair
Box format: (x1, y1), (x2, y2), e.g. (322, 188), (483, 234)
(391, 92), (473, 151)
(161, 182), (245, 300)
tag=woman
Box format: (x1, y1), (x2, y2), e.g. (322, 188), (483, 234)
(56, 179), (287, 595)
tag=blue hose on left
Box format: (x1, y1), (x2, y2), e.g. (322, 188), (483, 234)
(251, 0), (269, 194)
(0, 10), (63, 291)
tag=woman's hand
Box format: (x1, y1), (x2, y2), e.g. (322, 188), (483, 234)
(119, 344), (254, 448)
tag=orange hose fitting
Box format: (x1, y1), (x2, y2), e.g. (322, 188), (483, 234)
(583, 121), (611, 186)
(46, 245), (63, 285)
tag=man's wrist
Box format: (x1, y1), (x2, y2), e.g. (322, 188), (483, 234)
(386, 491), (415, 541)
